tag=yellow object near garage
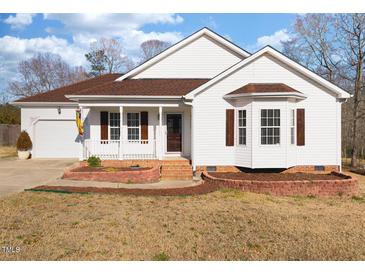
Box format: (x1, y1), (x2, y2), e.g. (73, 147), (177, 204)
(76, 109), (84, 136)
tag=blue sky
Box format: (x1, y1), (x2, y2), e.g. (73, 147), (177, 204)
(0, 13), (297, 98)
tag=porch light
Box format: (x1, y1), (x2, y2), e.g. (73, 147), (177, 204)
(57, 106), (61, 114)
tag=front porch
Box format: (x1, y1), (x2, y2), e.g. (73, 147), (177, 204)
(79, 102), (192, 161)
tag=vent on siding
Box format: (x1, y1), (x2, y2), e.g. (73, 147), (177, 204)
(206, 166), (217, 172)
(314, 166), (325, 171)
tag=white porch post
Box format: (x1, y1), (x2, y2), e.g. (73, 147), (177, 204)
(158, 106), (163, 160)
(191, 104), (196, 171)
(78, 106), (84, 161)
(119, 105), (123, 160)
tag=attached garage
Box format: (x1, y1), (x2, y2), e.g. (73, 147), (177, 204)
(34, 120), (80, 158)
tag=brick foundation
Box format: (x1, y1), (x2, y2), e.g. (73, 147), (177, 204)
(196, 166), (240, 175)
(201, 171), (358, 197)
(63, 162), (160, 184)
(283, 165), (340, 173)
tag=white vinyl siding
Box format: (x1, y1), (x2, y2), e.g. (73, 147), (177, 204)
(133, 36), (242, 79)
(193, 54), (340, 169)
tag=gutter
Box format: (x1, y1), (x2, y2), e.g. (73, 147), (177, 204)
(10, 101), (78, 107)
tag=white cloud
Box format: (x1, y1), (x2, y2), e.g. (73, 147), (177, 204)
(255, 29), (290, 50)
(43, 13), (183, 51)
(3, 13), (35, 30)
(0, 13), (185, 93)
(0, 35), (87, 92)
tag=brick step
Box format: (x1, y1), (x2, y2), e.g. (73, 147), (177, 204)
(161, 175), (193, 180)
(161, 160), (191, 165)
(161, 170), (193, 176)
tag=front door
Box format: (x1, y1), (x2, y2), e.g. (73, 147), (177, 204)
(166, 114), (182, 152)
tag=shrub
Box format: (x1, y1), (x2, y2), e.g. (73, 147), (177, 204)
(87, 156), (101, 167)
(16, 131), (32, 151)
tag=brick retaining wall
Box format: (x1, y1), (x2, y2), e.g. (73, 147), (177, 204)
(63, 162), (160, 184)
(283, 165), (340, 173)
(201, 172), (359, 197)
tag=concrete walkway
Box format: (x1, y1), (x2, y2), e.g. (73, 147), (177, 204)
(0, 158), (77, 197)
(46, 178), (201, 189)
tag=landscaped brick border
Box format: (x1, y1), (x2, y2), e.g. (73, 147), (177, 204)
(62, 162), (160, 184)
(201, 171), (359, 197)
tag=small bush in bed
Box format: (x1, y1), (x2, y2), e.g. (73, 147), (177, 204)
(87, 156), (101, 167)
(16, 131), (32, 151)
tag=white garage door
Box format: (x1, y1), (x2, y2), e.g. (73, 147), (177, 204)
(34, 120), (80, 158)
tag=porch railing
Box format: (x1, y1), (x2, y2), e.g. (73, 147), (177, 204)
(83, 139), (157, 160)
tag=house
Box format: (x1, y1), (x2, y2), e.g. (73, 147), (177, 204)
(12, 27), (350, 173)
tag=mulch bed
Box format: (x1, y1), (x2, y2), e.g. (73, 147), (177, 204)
(29, 181), (220, 196)
(73, 166), (151, 172)
(209, 172), (342, 181)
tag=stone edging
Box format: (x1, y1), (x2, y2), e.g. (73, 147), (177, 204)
(62, 163), (161, 184)
(201, 171), (359, 197)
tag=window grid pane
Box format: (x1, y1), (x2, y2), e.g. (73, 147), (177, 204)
(290, 109), (295, 144)
(260, 109), (280, 145)
(109, 112), (120, 140)
(238, 110), (246, 145)
(127, 112), (140, 141)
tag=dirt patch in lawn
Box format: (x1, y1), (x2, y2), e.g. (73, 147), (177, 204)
(30, 180), (219, 196)
(209, 172), (342, 181)
(73, 166), (151, 172)
(1, 172), (365, 260)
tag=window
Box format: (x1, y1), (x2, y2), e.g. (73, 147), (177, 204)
(261, 109), (280, 145)
(127, 112), (140, 140)
(109, 113), (120, 140)
(238, 110), (246, 145)
(290, 109), (295, 145)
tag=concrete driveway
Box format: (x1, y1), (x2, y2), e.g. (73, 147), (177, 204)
(0, 158), (77, 198)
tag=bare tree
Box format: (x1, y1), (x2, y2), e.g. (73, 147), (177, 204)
(335, 14), (365, 167)
(86, 38), (130, 75)
(140, 40), (171, 63)
(8, 53), (88, 98)
(282, 14), (339, 82)
(282, 14), (365, 167)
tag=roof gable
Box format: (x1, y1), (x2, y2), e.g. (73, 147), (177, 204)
(116, 28), (251, 81)
(185, 46), (351, 99)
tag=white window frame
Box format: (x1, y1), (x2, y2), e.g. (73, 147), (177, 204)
(237, 109), (247, 146)
(290, 109), (296, 145)
(109, 112), (120, 140)
(260, 109), (280, 145)
(127, 112), (141, 141)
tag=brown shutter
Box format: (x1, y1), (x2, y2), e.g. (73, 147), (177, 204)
(140, 111), (148, 142)
(226, 109), (234, 146)
(100, 111), (108, 140)
(297, 109), (305, 146)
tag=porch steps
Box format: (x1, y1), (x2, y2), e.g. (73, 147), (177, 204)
(160, 159), (193, 180)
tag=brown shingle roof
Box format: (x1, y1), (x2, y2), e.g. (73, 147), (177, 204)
(227, 83), (301, 95)
(76, 79), (210, 97)
(15, 73), (123, 103)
